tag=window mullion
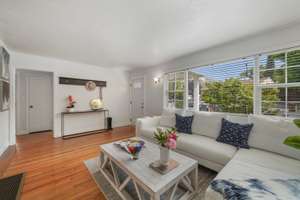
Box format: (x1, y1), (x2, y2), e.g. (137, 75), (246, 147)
(163, 74), (168, 109)
(174, 73), (177, 109)
(194, 76), (200, 111)
(285, 52), (288, 118)
(184, 71), (189, 110)
(254, 55), (261, 115)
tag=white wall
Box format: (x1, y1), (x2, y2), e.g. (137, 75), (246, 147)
(11, 51), (131, 138)
(130, 24), (300, 116)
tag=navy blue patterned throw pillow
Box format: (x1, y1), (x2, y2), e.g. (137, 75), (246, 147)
(175, 114), (194, 134)
(217, 118), (253, 149)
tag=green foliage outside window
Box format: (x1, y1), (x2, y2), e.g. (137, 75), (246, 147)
(202, 79), (253, 113)
(261, 50), (300, 83)
(175, 101), (184, 109)
(201, 51), (300, 114)
(201, 78), (280, 114)
(241, 50), (300, 84)
(284, 119), (300, 150)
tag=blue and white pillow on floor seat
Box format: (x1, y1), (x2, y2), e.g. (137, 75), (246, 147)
(211, 178), (300, 200)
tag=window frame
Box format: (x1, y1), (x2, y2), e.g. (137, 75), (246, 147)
(165, 71), (186, 109)
(163, 47), (300, 118)
(257, 48), (300, 118)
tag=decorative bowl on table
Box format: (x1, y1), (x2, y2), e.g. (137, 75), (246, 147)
(127, 140), (145, 160)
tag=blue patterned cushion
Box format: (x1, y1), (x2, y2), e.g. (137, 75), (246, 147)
(217, 118), (253, 149)
(175, 114), (193, 134)
(211, 178), (300, 200)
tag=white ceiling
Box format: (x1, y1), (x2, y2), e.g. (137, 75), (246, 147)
(1, 0), (300, 69)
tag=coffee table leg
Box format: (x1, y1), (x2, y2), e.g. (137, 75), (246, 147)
(97, 152), (105, 171)
(152, 193), (160, 200)
(191, 166), (198, 191)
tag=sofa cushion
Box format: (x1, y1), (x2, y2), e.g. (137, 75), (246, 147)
(206, 148), (300, 200)
(139, 127), (156, 139)
(217, 148), (300, 180)
(175, 114), (193, 134)
(160, 108), (191, 128)
(226, 114), (249, 124)
(162, 108), (176, 116)
(248, 115), (300, 160)
(233, 148), (300, 176)
(176, 134), (237, 166)
(217, 118), (253, 149)
(159, 115), (175, 128)
(191, 111), (226, 138)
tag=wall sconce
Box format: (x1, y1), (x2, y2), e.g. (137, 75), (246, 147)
(153, 77), (160, 84)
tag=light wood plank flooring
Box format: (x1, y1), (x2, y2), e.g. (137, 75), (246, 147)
(3, 126), (135, 200)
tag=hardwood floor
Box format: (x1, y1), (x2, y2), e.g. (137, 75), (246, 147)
(0, 145), (16, 177)
(3, 126), (135, 200)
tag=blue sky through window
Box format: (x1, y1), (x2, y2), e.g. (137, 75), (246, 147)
(191, 57), (255, 81)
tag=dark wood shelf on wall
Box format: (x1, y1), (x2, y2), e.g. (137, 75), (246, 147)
(59, 77), (106, 87)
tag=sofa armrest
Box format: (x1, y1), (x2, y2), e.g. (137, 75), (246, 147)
(135, 116), (161, 137)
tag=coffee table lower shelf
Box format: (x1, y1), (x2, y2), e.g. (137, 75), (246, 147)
(97, 152), (198, 200)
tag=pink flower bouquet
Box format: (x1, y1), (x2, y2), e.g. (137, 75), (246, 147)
(67, 95), (76, 108)
(154, 128), (177, 149)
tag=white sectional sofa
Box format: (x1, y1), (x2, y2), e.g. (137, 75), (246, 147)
(136, 110), (300, 200)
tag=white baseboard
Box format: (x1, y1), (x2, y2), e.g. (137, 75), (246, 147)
(113, 121), (131, 128)
(0, 144), (8, 156)
(16, 129), (29, 135)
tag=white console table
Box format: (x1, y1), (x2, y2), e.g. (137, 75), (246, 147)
(61, 109), (110, 139)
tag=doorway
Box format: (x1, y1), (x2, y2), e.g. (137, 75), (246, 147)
(16, 70), (53, 135)
(130, 77), (145, 123)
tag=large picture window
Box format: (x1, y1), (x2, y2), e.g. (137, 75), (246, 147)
(164, 48), (300, 118)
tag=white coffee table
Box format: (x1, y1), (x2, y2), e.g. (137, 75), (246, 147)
(98, 138), (198, 200)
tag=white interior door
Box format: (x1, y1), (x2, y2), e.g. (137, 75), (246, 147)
(131, 77), (145, 121)
(28, 76), (52, 133)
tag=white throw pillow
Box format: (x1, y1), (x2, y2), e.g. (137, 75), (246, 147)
(191, 111), (226, 138)
(248, 115), (300, 161)
(226, 114), (250, 124)
(159, 115), (175, 128)
(160, 108), (194, 128)
(162, 108), (176, 116)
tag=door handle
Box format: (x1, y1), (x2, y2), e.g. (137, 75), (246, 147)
(29, 105), (34, 108)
